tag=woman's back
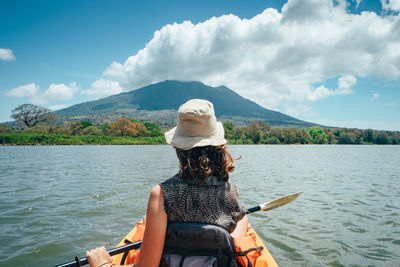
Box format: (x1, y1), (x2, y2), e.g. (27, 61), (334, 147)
(160, 175), (246, 233)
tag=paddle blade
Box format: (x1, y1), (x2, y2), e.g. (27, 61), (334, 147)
(259, 192), (302, 211)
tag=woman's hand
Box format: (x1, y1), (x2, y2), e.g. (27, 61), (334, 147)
(86, 247), (113, 267)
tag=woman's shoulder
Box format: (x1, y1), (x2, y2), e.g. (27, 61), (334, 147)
(150, 184), (162, 197)
(160, 174), (180, 186)
(160, 174), (234, 189)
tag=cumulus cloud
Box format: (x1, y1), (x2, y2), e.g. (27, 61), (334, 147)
(6, 82), (79, 105)
(307, 75), (357, 101)
(91, 0), (400, 113)
(43, 82), (79, 101)
(85, 79), (123, 99)
(381, 0), (400, 11)
(0, 48), (15, 61)
(337, 75), (357, 94)
(6, 83), (39, 97)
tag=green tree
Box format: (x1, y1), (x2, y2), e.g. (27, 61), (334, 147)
(129, 119), (162, 137)
(309, 126), (328, 144)
(269, 128), (284, 143)
(376, 132), (390, 144)
(298, 128), (311, 144)
(223, 121), (235, 132)
(353, 130), (365, 144)
(0, 124), (13, 133)
(326, 131), (336, 144)
(99, 123), (110, 135)
(245, 121), (262, 144)
(338, 133), (354, 144)
(23, 125), (50, 134)
(82, 126), (103, 135)
(389, 132), (400, 144)
(143, 122), (163, 137)
(80, 121), (93, 128)
(258, 121), (271, 134)
(223, 121), (235, 139)
(48, 125), (70, 135)
(282, 127), (299, 144)
(364, 129), (376, 143)
(232, 127), (244, 143)
(68, 122), (85, 135)
(66, 121), (98, 135)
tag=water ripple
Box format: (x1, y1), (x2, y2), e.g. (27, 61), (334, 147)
(1, 145), (399, 266)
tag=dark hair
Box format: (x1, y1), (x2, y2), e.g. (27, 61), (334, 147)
(175, 145), (235, 183)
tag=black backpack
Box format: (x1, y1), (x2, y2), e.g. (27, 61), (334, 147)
(159, 222), (239, 267)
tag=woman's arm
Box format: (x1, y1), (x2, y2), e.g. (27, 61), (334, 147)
(230, 215), (248, 238)
(87, 185), (168, 267)
(135, 184), (167, 266)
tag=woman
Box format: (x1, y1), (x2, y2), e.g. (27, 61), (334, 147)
(87, 99), (248, 267)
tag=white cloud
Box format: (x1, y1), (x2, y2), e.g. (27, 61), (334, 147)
(85, 79), (123, 99)
(371, 93), (380, 101)
(6, 83), (39, 97)
(6, 82), (79, 104)
(381, 0), (400, 11)
(96, 0), (400, 113)
(337, 75), (357, 94)
(307, 75), (357, 101)
(43, 82), (79, 101)
(307, 85), (332, 101)
(0, 48), (15, 61)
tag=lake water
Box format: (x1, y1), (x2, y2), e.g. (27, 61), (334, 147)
(0, 145), (399, 266)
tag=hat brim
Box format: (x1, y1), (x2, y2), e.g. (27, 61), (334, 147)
(165, 121), (227, 150)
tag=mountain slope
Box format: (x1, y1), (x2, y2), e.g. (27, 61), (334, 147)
(56, 80), (316, 127)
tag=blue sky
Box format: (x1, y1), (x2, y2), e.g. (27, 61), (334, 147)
(1, 0), (399, 130)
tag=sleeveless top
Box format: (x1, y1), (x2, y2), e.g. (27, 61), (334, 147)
(160, 174), (247, 233)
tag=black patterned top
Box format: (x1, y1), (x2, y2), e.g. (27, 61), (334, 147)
(160, 174), (246, 233)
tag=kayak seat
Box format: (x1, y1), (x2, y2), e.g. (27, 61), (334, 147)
(160, 222), (239, 267)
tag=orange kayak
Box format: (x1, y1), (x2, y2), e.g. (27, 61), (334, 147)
(112, 220), (278, 267)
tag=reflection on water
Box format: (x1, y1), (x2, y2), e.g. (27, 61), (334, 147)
(0, 145), (399, 266)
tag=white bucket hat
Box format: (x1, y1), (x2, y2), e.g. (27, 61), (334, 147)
(165, 99), (227, 150)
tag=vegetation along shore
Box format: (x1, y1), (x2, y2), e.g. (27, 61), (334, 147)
(1, 118), (399, 145)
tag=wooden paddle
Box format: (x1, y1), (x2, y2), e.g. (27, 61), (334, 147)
(246, 191), (303, 213)
(54, 192), (302, 267)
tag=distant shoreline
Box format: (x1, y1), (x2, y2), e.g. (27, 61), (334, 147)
(1, 133), (398, 146)
(0, 133), (166, 146)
